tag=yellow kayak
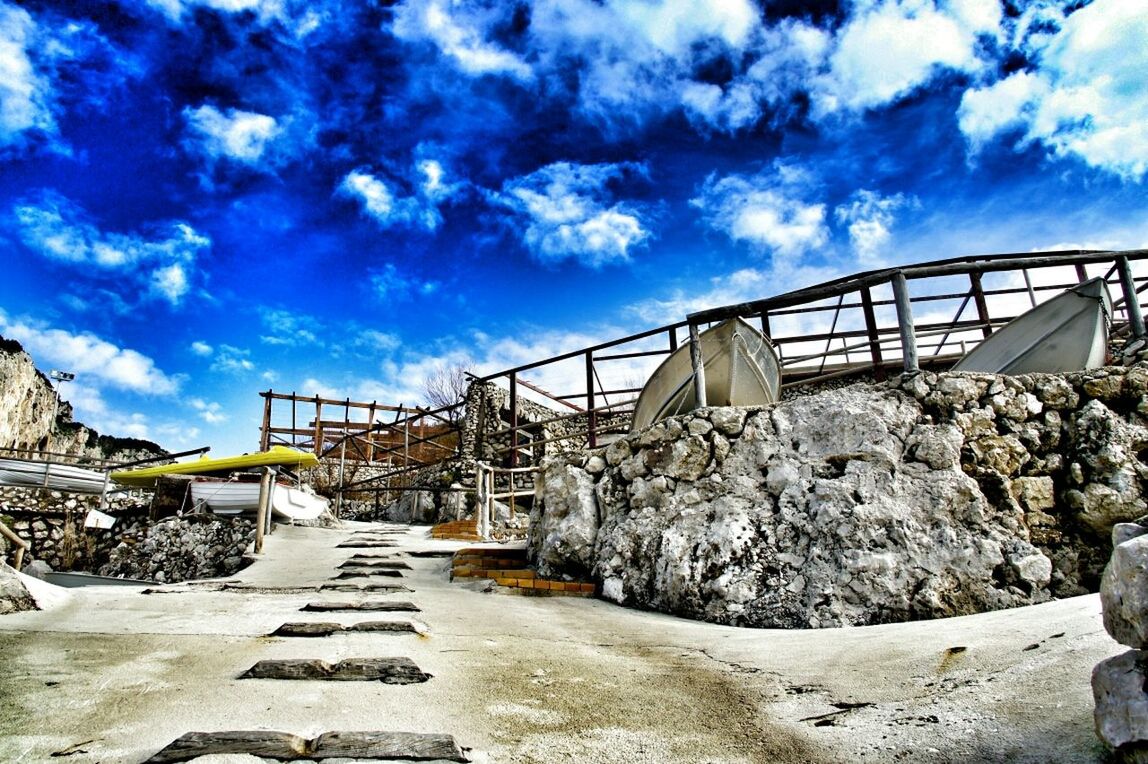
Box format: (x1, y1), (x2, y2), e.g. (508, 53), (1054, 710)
(111, 446), (319, 487)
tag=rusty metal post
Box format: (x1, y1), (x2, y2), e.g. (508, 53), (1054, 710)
(688, 323), (708, 407)
(891, 272), (919, 374)
(260, 391), (273, 451)
(585, 351), (597, 449)
(1118, 255), (1146, 338)
(509, 373), (519, 467)
(969, 272), (993, 338)
(859, 286), (886, 381)
(667, 328), (678, 352)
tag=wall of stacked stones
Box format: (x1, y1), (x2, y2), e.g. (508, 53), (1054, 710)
(530, 364), (1148, 628)
(0, 485), (149, 571)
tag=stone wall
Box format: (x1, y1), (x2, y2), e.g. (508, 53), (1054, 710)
(99, 514), (255, 583)
(0, 485), (151, 571)
(530, 364), (1148, 628)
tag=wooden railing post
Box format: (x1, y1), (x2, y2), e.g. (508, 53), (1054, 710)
(891, 272), (919, 374)
(1118, 256), (1146, 339)
(508, 373), (519, 467)
(260, 391), (273, 451)
(585, 352), (597, 449)
(859, 286), (885, 381)
(254, 467), (273, 553)
(969, 272), (992, 338)
(688, 323), (708, 407)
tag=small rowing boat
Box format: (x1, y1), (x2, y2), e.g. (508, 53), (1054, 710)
(631, 317), (781, 431)
(189, 477), (329, 521)
(111, 446), (319, 487)
(0, 457), (108, 493)
(952, 277), (1112, 374)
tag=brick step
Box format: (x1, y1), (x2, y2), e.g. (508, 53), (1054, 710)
(430, 519), (480, 540)
(449, 547), (595, 598)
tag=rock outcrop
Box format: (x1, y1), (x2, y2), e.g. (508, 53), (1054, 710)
(1093, 520), (1148, 759)
(0, 336), (164, 463)
(531, 365), (1148, 628)
(0, 561), (36, 614)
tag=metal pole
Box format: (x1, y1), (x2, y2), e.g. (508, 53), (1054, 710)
(585, 351), (596, 449)
(1118, 256), (1146, 338)
(859, 286), (885, 381)
(688, 323), (708, 407)
(254, 466), (272, 553)
(509, 373), (519, 468)
(969, 272), (993, 338)
(891, 272), (919, 374)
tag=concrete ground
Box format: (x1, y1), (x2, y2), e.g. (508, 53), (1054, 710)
(0, 521), (1124, 763)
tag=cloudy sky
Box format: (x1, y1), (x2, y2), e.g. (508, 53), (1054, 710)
(2, 0), (1146, 456)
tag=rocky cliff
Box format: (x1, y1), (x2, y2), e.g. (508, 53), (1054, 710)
(0, 337), (164, 463)
(530, 364), (1148, 628)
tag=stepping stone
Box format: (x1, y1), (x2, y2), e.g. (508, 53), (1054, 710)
(319, 583), (410, 593)
(331, 569), (404, 579)
(407, 550), (456, 558)
(341, 559), (411, 569)
(302, 600), (420, 612)
(145, 729), (466, 762)
(337, 541), (397, 548)
(270, 621), (420, 637)
(240, 657), (430, 683)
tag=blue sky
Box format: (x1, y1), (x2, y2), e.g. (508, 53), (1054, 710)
(1, 0), (1146, 457)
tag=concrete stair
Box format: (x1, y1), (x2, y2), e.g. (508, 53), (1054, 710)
(451, 547), (595, 597)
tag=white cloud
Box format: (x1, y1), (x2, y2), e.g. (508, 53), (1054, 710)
(190, 397), (228, 424)
(0, 3), (56, 148)
(834, 190), (918, 263)
(957, 0), (1148, 180)
(211, 344), (255, 374)
(190, 340), (213, 356)
(0, 314), (179, 395)
(339, 164), (452, 231)
(392, 0), (533, 81)
(812, 0), (999, 116)
(691, 164), (828, 262)
(369, 263), (439, 302)
(183, 104), (281, 165)
(498, 161), (650, 267)
(259, 307), (320, 346)
(11, 191), (209, 307)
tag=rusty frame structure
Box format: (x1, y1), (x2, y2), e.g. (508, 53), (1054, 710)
(258, 249), (1148, 496)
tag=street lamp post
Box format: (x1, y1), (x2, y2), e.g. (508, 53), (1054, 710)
(47, 370), (75, 453)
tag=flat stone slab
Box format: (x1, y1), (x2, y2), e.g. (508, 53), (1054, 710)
(319, 583), (411, 593)
(341, 559), (411, 569)
(145, 730), (466, 762)
(302, 600), (421, 612)
(337, 541), (397, 548)
(270, 621), (420, 637)
(331, 569), (404, 579)
(407, 550), (456, 558)
(240, 657), (430, 683)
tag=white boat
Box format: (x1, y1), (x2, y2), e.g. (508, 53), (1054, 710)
(631, 317), (781, 432)
(0, 457), (108, 493)
(952, 277), (1112, 374)
(189, 478), (329, 521)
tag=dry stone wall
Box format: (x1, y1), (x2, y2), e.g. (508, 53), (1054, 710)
(530, 364), (1148, 628)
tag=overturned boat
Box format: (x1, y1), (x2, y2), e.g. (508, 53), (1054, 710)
(189, 477), (329, 521)
(952, 277), (1112, 374)
(0, 457), (108, 493)
(631, 317), (781, 432)
(111, 445), (318, 487)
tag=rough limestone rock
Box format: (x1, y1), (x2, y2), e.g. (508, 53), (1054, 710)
(100, 515), (254, 583)
(532, 366), (1148, 628)
(1101, 523), (1148, 648)
(1093, 650), (1148, 762)
(0, 561), (36, 614)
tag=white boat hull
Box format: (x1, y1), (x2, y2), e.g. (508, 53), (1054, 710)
(952, 277), (1112, 374)
(189, 479), (329, 521)
(0, 458), (108, 493)
(631, 317), (781, 431)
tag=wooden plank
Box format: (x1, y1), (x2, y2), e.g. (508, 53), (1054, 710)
(240, 657), (430, 683)
(301, 600), (421, 612)
(146, 730), (465, 762)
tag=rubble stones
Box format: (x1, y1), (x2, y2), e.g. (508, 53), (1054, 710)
(99, 515), (255, 583)
(533, 364), (1148, 628)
